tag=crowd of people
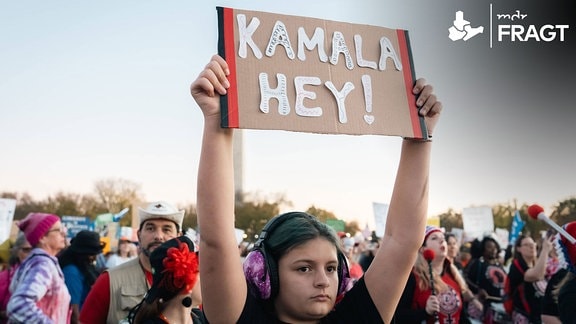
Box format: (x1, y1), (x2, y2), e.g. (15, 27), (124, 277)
(2, 211), (575, 323)
(342, 224), (575, 324)
(0, 201), (203, 324)
(0, 54), (574, 324)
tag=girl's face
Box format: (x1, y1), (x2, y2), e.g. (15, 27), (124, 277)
(446, 236), (459, 259)
(518, 237), (537, 261)
(424, 232), (447, 261)
(275, 237), (339, 322)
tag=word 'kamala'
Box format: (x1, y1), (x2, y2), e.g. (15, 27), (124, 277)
(237, 14), (403, 124)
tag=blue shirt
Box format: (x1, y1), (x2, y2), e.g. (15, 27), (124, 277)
(62, 264), (88, 309)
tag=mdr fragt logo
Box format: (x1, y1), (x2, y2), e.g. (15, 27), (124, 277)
(448, 3), (570, 48)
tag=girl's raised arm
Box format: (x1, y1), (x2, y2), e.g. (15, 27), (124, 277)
(191, 54), (247, 323)
(363, 78), (442, 323)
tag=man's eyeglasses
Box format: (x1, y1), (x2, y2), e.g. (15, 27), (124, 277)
(20, 247), (33, 253)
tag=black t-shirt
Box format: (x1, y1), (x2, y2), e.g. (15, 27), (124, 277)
(393, 272), (428, 323)
(541, 268), (567, 316)
(236, 276), (383, 323)
(558, 274), (576, 324)
(466, 258), (506, 301)
(508, 258), (542, 323)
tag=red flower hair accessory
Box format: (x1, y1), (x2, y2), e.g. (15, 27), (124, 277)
(146, 236), (199, 304)
(161, 241), (199, 293)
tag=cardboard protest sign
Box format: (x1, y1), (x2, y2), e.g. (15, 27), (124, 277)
(462, 206), (495, 240)
(217, 7), (428, 138)
(372, 202), (389, 238)
(0, 198), (16, 243)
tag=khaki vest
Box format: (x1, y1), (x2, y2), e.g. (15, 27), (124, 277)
(106, 258), (149, 324)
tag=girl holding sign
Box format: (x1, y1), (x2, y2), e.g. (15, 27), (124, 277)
(191, 54), (442, 323)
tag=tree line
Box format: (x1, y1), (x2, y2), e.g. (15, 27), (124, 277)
(2, 178), (575, 242)
(1, 178), (360, 243)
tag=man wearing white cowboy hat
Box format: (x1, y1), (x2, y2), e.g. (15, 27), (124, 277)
(80, 201), (185, 324)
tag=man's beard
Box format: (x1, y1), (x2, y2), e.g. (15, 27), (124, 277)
(141, 242), (162, 257)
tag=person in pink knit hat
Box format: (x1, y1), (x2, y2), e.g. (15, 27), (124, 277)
(7, 212), (71, 323)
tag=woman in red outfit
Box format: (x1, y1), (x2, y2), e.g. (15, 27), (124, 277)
(394, 226), (482, 323)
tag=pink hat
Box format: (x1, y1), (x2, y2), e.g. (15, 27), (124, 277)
(18, 212), (60, 247)
(424, 225), (443, 244)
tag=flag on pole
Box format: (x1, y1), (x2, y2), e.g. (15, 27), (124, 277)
(509, 210), (525, 245)
(113, 208), (130, 222)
